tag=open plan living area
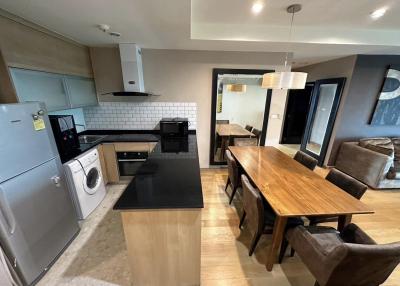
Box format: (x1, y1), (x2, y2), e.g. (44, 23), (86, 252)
(0, 0), (399, 285)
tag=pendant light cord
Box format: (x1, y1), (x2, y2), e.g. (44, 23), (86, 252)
(284, 10), (295, 68)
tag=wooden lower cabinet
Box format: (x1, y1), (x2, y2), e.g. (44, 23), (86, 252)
(121, 209), (201, 286)
(101, 143), (119, 183)
(97, 145), (108, 185)
(99, 142), (157, 184)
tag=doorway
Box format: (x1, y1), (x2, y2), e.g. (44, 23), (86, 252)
(209, 68), (272, 165)
(301, 77), (346, 166)
(281, 83), (314, 144)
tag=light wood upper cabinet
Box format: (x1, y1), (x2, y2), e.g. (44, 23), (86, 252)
(9, 67), (98, 111)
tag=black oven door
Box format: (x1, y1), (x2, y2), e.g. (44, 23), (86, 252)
(117, 152), (148, 177)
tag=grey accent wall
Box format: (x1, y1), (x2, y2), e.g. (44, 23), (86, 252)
(295, 55), (357, 165)
(329, 55), (400, 165)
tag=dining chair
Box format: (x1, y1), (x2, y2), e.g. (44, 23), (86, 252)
(281, 223), (400, 286)
(294, 150), (318, 170)
(240, 174), (304, 256)
(251, 128), (261, 145)
(308, 168), (368, 226)
(245, 125), (253, 132)
(225, 150), (240, 204)
(233, 137), (258, 147)
(217, 120), (229, 124)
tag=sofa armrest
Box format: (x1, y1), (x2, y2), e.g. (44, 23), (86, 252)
(335, 142), (392, 188)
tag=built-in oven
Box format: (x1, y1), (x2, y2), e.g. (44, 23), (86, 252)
(117, 151), (148, 178)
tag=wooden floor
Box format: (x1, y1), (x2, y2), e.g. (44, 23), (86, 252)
(200, 167), (400, 286)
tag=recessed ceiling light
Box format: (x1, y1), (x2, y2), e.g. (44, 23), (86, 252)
(252, 2), (264, 14)
(370, 8), (387, 19)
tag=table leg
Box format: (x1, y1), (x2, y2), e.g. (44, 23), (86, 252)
(220, 137), (228, 161)
(266, 216), (287, 271)
(337, 214), (352, 232)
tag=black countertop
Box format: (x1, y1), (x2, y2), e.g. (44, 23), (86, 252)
(113, 134), (204, 210)
(78, 133), (159, 153)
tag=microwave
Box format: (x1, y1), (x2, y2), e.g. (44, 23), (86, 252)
(159, 118), (189, 137)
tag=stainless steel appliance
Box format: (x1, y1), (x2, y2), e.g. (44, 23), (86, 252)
(49, 115), (80, 163)
(159, 118), (189, 138)
(117, 151), (148, 178)
(0, 103), (80, 285)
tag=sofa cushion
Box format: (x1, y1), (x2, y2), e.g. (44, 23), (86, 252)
(392, 138), (400, 171)
(359, 137), (394, 157)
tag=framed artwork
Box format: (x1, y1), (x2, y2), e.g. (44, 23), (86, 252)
(370, 66), (400, 126)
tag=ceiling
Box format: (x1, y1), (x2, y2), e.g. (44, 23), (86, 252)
(0, 0), (399, 66)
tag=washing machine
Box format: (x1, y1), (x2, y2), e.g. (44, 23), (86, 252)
(64, 147), (106, 219)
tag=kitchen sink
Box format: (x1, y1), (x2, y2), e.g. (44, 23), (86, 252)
(78, 135), (106, 145)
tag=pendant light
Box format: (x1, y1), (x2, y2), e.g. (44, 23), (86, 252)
(262, 4), (307, 90)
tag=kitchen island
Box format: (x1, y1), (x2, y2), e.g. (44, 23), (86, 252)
(113, 134), (203, 286)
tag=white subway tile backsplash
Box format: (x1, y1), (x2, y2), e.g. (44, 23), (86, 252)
(83, 102), (197, 130)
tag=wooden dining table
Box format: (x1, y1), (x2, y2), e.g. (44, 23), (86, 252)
(228, 146), (374, 271)
(216, 124), (254, 160)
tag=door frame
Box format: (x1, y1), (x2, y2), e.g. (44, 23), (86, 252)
(300, 77), (346, 166)
(209, 68), (272, 166)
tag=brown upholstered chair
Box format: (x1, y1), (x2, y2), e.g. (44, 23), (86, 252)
(251, 128), (261, 145)
(245, 125), (253, 132)
(225, 150), (240, 204)
(240, 175), (303, 256)
(282, 224), (400, 286)
(233, 137), (258, 147)
(308, 168), (368, 226)
(294, 150), (318, 170)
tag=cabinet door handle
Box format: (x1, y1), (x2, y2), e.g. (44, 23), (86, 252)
(51, 176), (61, 187)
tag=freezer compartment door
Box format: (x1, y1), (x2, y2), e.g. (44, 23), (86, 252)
(0, 158), (79, 285)
(0, 103), (59, 183)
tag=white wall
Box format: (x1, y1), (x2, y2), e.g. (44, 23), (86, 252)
(216, 84), (266, 130)
(83, 102), (196, 130)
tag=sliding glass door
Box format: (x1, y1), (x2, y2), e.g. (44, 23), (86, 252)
(301, 78), (346, 165)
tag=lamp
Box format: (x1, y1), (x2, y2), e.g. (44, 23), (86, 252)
(226, 84), (247, 92)
(262, 4), (307, 90)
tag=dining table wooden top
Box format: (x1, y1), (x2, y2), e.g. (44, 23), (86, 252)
(228, 146), (374, 217)
(216, 124), (254, 137)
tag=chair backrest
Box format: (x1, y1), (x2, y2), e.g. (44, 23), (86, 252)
(225, 150), (239, 188)
(251, 128), (261, 145)
(294, 151), (318, 171)
(241, 175), (264, 233)
(326, 168), (368, 200)
(217, 120), (229, 124)
(245, 125), (253, 132)
(252, 128), (261, 138)
(234, 137), (258, 147)
(326, 240), (400, 286)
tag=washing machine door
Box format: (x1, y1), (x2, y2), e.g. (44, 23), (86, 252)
(82, 166), (101, 195)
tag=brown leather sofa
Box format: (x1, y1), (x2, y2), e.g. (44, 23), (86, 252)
(335, 142), (400, 189)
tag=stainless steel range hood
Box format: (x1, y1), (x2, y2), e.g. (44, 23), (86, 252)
(111, 43), (151, 96)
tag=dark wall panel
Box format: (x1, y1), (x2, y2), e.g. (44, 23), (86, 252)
(329, 55), (400, 165)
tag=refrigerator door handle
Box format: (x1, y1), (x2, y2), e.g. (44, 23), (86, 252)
(0, 187), (16, 235)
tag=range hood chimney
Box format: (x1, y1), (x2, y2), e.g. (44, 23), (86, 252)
(112, 43), (150, 96)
